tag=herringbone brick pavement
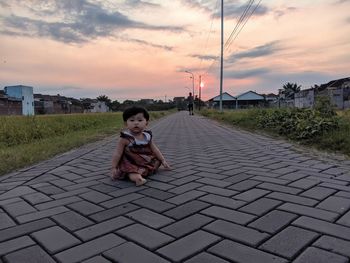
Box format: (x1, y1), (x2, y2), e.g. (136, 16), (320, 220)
(1, 111), (350, 262)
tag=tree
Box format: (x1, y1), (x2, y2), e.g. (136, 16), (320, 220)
(96, 95), (112, 108)
(110, 100), (121, 111)
(282, 82), (301, 99)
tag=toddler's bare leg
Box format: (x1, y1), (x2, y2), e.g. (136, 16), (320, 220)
(129, 173), (147, 186)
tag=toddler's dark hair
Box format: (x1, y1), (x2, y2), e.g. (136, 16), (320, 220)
(122, 106), (150, 121)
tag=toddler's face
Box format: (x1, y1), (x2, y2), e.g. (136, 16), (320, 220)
(126, 113), (148, 133)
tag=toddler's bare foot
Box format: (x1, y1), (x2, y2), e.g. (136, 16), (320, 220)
(136, 178), (147, 186)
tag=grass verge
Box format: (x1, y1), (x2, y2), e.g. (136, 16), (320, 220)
(0, 111), (169, 176)
(200, 108), (350, 158)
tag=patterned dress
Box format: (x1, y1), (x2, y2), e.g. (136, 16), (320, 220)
(113, 130), (161, 180)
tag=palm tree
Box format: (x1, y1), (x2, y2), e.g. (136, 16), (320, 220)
(96, 95), (112, 108)
(282, 82), (301, 99)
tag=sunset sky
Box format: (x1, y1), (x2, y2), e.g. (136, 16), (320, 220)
(1, 0), (349, 101)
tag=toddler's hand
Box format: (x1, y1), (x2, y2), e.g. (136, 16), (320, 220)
(162, 160), (171, 170)
(111, 167), (118, 180)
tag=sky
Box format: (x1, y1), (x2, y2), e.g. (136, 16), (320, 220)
(0, 0), (349, 102)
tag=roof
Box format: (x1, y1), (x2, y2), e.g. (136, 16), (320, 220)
(209, 92), (236, 102)
(173, 97), (185, 101)
(236, 91), (264, 101)
(263, 93), (278, 97)
(318, 77), (350, 91)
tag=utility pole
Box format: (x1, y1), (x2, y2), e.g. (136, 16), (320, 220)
(219, 0), (224, 111)
(185, 71), (195, 98)
(199, 75), (202, 111)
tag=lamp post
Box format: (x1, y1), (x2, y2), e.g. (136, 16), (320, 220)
(199, 75), (204, 111)
(185, 71), (195, 98)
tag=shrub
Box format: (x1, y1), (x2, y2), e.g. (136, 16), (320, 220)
(314, 96), (336, 118)
(256, 107), (339, 140)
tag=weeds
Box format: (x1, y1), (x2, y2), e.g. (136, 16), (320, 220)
(201, 106), (349, 157)
(0, 111), (168, 176)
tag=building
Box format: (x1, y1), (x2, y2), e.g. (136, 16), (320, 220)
(34, 94), (84, 114)
(81, 99), (109, 113)
(4, 85), (34, 115)
(173, 97), (186, 110)
(317, 77), (350, 109)
(208, 91), (266, 109)
(208, 92), (237, 109)
(294, 77), (350, 109)
(235, 91), (265, 109)
(0, 91), (22, 115)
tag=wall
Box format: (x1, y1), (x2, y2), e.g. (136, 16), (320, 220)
(0, 99), (22, 115)
(295, 89), (314, 108)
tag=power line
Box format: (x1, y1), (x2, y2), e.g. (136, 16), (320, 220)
(204, 0), (262, 76)
(225, 0), (262, 53)
(204, 0), (254, 75)
(198, 0), (220, 74)
(224, 0), (255, 50)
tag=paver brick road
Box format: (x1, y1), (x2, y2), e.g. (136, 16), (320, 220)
(1, 111), (350, 262)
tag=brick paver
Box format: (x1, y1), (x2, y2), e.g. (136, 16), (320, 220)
(1, 111), (350, 262)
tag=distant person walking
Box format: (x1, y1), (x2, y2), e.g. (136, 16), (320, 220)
(187, 92), (194, 115)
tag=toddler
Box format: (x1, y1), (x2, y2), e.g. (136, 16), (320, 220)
(111, 106), (170, 186)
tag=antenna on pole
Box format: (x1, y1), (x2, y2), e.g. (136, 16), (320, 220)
(219, 0), (224, 111)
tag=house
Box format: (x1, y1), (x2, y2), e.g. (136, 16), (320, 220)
(207, 92), (236, 109)
(235, 91), (265, 109)
(262, 93), (279, 108)
(173, 96), (186, 110)
(4, 85), (34, 115)
(316, 77), (350, 109)
(81, 99), (109, 113)
(139, 99), (154, 105)
(0, 91), (22, 115)
(34, 94), (84, 114)
(263, 93), (279, 102)
(294, 77), (350, 109)
(208, 91), (266, 109)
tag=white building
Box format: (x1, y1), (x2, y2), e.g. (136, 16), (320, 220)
(91, 100), (109, 113)
(4, 85), (34, 115)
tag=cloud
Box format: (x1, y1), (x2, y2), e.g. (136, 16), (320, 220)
(225, 67), (270, 79)
(226, 41), (282, 63)
(222, 70), (340, 96)
(180, 0), (268, 19)
(252, 71), (338, 91)
(212, 1), (269, 19)
(0, 0), (9, 8)
(273, 6), (298, 18)
(0, 0), (185, 44)
(124, 0), (161, 8)
(179, 0), (214, 13)
(190, 54), (218, 61)
(120, 36), (173, 51)
(333, 0), (350, 4)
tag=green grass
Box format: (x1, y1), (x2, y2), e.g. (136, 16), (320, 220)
(201, 108), (265, 132)
(200, 108), (350, 158)
(0, 111), (169, 176)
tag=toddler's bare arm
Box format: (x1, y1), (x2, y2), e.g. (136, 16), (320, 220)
(150, 142), (171, 169)
(111, 138), (128, 177)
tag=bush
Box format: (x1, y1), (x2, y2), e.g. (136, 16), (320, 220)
(314, 96), (337, 118)
(256, 107), (339, 140)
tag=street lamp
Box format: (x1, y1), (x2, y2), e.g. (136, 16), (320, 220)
(185, 70), (195, 98)
(199, 75), (204, 111)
